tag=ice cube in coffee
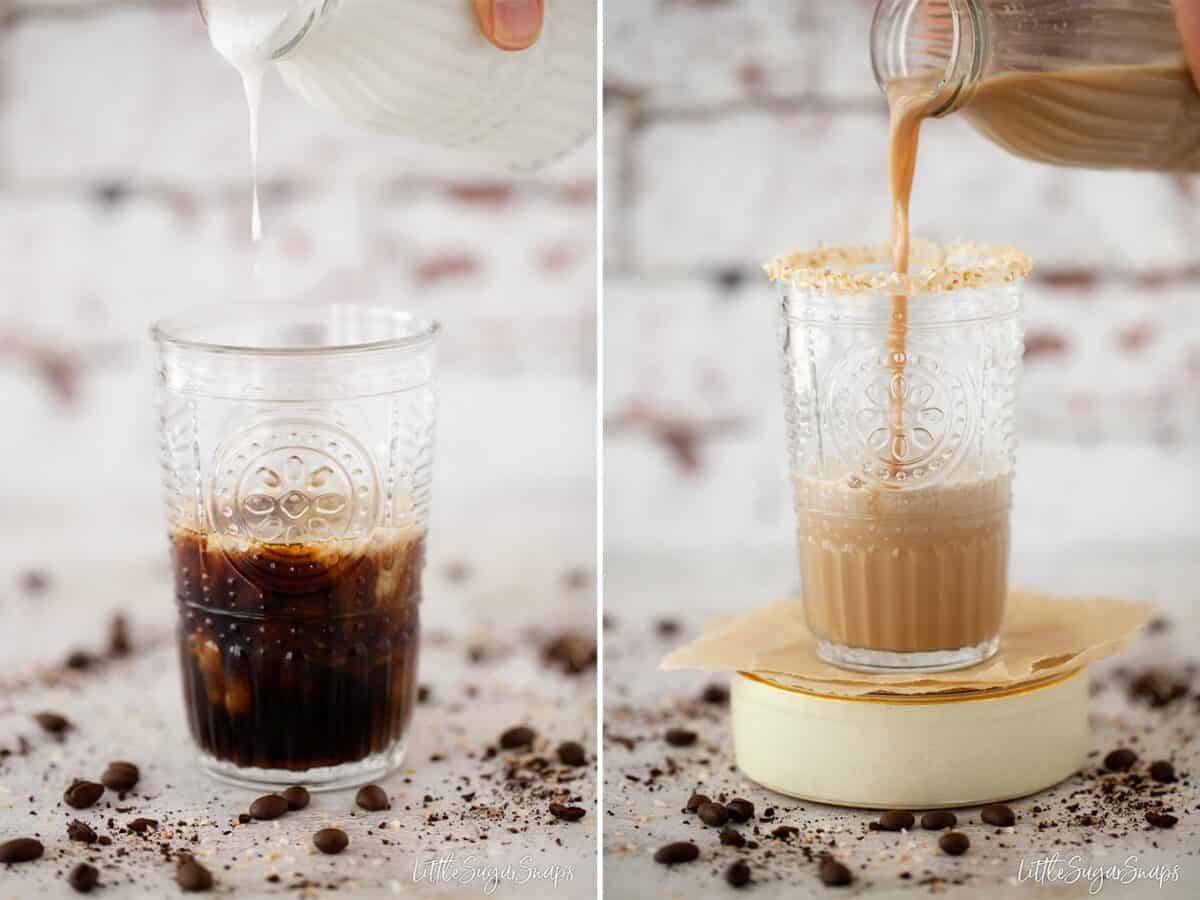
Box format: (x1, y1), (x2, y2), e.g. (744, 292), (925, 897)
(173, 524), (424, 774)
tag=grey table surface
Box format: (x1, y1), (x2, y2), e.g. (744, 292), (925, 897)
(0, 543), (598, 900)
(602, 543), (1199, 899)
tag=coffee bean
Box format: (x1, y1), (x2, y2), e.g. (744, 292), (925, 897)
(980, 804), (1016, 827)
(176, 859), (213, 892)
(97, 837), (111, 847)
(64, 779), (104, 810)
(772, 825), (799, 840)
(726, 798), (755, 823)
(1129, 670), (1187, 708)
(1104, 748), (1138, 772)
(817, 856), (853, 887)
(417, 685), (431, 704)
(655, 618), (680, 638)
(65, 650), (95, 671)
(549, 803), (586, 822)
(355, 784), (390, 812)
(1145, 811), (1178, 828)
(68, 862), (99, 893)
(701, 683), (729, 705)
(127, 818), (158, 834)
(109, 615), (131, 657)
(557, 741), (587, 767)
(67, 820), (97, 843)
(921, 810), (957, 830)
(939, 832), (970, 855)
(654, 842), (699, 865)
(34, 711), (70, 734)
(0, 837), (44, 863)
(697, 802), (730, 827)
(726, 860), (752, 888)
(101, 761), (139, 792)
(237, 813), (251, 825)
(685, 793), (711, 812)
(1149, 760), (1176, 784)
(719, 827), (745, 847)
(664, 728), (697, 747)
(313, 828), (349, 854)
(282, 786), (310, 810)
(876, 810), (915, 831)
(499, 725), (536, 750)
(249, 794), (288, 821)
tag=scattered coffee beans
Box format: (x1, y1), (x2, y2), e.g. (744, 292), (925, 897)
(249, 795), (288, 821)
(685, 792), (711, 812)
(313, 828), (349, 854)
(1104, 748), (1138, 772)
(664, 728), (697, 747)
(697, 802), (730, 827)
(876, 810), (915, 831)
(557, 741), (587, 767)
(817, 856), (853, 887)
(939, 832), (970, 855)
(68, 862), (99, 893)
(67, 820), (97, 843)
(0, 838), (44, 863)
(654, 842), (699, 865)
(1149, 760), (1176, 784)
(282, 786), (310, 811)
(726, 798), (755, 823)
(499, 726), (536, 750)
(921, 810), (957, 830)
(63, 779), (104, 810)
(100, 761), (139, 792)
(127, 818), (158, 834)
(176, 858), (214, 892)
(701, 683), (729, 705)
(726, 860), (752, 888)
(355, 784), (391, 812)
(1145, 811), (1178, 829)
(719, 827), (746, 847)
(980, 804), (1016, 827)
(549, 803), (586, 822)
(33, 711), (70, 734)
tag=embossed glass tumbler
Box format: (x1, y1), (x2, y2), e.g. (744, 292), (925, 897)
(767, 242), (1028, 673)
(154, 303), (437, 789)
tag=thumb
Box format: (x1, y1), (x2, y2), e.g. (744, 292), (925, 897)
(473, 0), (544, 52)
(1175, 0), (1200, 90)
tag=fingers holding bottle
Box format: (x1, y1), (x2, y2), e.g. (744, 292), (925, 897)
(473, 0), (545, 51)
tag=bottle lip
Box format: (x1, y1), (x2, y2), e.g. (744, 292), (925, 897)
(871, 0), (988, 117)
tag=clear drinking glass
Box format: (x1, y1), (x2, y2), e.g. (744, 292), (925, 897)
(153, 303), (438, 789)
(768, 241), (1028, 672)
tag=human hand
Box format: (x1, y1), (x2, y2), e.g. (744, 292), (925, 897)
(1176, 0), (1200, 89)
(473, 0), (544, 51)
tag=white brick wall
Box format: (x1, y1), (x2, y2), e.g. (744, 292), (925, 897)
(604, 0), (1200, 558)
(0, 0), (598, 577)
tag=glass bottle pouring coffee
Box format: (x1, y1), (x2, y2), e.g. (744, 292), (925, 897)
(872, 0), (1200, 172)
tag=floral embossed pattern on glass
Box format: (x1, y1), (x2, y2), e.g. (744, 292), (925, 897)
(154, 303), (437, 789)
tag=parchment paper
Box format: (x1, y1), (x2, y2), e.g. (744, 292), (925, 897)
(660, 590), (1151, 696)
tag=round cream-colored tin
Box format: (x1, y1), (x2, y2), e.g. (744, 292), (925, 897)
(731, 667), (1088, 809)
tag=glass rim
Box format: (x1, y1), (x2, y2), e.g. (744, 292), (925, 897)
(151, 301), (441, 357)
(764, 239), (1032, 297)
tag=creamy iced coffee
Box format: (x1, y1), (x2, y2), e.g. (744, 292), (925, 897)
(795, 474), (1011, 662)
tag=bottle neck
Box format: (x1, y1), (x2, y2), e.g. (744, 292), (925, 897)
(871, 0), (989, 117)
(198, 0), (334, 66)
